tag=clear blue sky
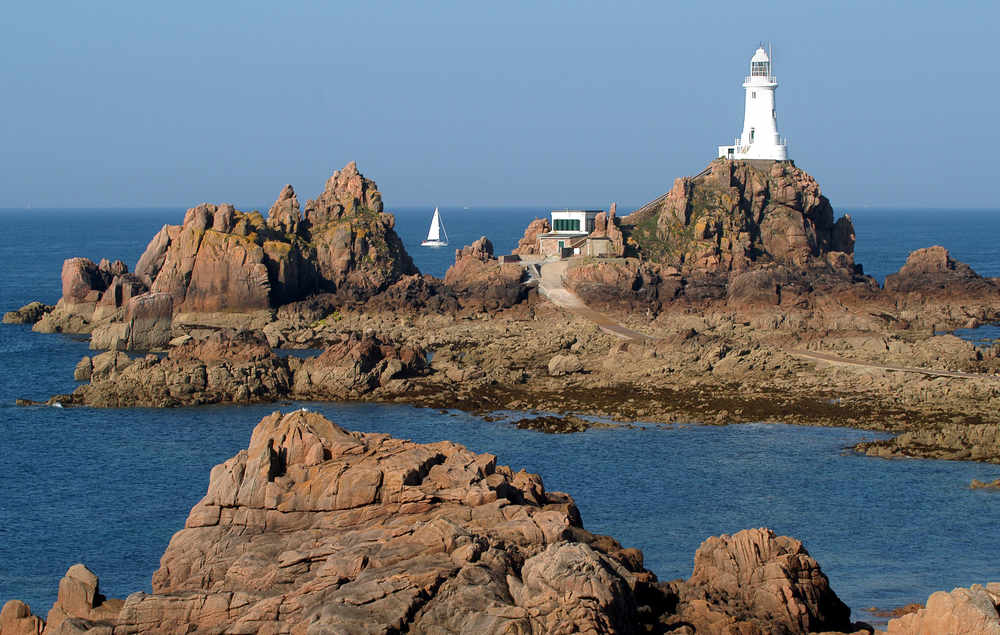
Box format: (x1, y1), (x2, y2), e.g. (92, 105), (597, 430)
(3, 1), (997, 209)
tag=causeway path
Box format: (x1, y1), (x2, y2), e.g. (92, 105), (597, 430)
(536, 260), (658, 342)
(531, 260), (993, 379)
(788, 349), (1000, 380)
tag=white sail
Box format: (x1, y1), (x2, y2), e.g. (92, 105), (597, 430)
(422, 207), (448, 246)
(427, 207), (441, 241)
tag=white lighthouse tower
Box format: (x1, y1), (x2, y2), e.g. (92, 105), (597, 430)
(718, 45), (788, 161)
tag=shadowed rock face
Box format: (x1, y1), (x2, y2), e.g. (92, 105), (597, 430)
(624, 159), (855, 275)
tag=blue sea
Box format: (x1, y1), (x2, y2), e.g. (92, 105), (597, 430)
(2, 205), (1000, 624)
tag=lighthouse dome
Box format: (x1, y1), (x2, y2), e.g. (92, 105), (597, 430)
(750, 46), (772, 78)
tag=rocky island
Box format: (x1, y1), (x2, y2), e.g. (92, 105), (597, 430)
(13, 159), (999, 461)
(6, 158), (1000, 632)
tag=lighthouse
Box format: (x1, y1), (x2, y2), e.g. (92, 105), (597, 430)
(718, 45), (788, 161)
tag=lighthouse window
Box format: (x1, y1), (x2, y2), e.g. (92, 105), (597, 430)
(750, 128), (755, 142)
(752, 91), (756, 98)
(751, 61), (770, 76)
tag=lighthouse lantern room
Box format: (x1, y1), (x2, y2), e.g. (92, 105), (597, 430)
(718, 45), (788, 161)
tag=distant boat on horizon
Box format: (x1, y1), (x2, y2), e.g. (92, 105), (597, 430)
(421, 207), (448, 247)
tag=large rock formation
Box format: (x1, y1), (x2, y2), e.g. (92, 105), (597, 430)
(444, 236), (528, 312)
(884, 245), (996, 296)
(537, 160), (881, 315)
(302, 161), (418, 300)
(662, 528), (853, 634)
(623, 159), (856, 275)
(34, 162), (418, 338)
(94, 410), (652, 633)
(0, 600), (43, 635)
(3, 412), (865, 634)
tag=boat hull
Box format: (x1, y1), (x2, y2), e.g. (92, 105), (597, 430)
(421, 240), (448, 247)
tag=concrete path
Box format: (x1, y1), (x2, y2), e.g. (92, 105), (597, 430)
(789, 349), (999, 380)
(536, 260), (658, 342)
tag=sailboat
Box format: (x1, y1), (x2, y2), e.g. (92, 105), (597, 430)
(421, 207), (448, 247)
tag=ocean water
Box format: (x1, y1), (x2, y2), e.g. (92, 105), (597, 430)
(2, 205), (1000, 623)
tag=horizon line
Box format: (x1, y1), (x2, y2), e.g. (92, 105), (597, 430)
(3, 204), (1000, 212)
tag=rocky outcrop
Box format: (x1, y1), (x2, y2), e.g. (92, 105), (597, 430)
(4, 412), (866, 634)
(91, 410), (654, 633)
(39, 163), (417, 336)
(3, 302), (53, 325)
(512, 218), (550, 255)
(292, 332), (427, 398)
(303, 161), (418, 300)
(44, 564), (122, 633)
(445, 237), (528, 311)
(623, 159), (856, 275)
(591, 202), (626, 257)
(58, 329), (428, 408)
(884, 245), (997, 297)
(662, 528), (854, 634)
(564, 258), (678, 312)
(62, 331), (293, 408)
(855, 420), (1000, 463)
(33, 259), (145, 335)
(143, 202), (276, 313)
(366, 274), (461, 314)
(882, 583), (1000, 634)
(0, 600), (43, 635)
(89, 292), (174, 351)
